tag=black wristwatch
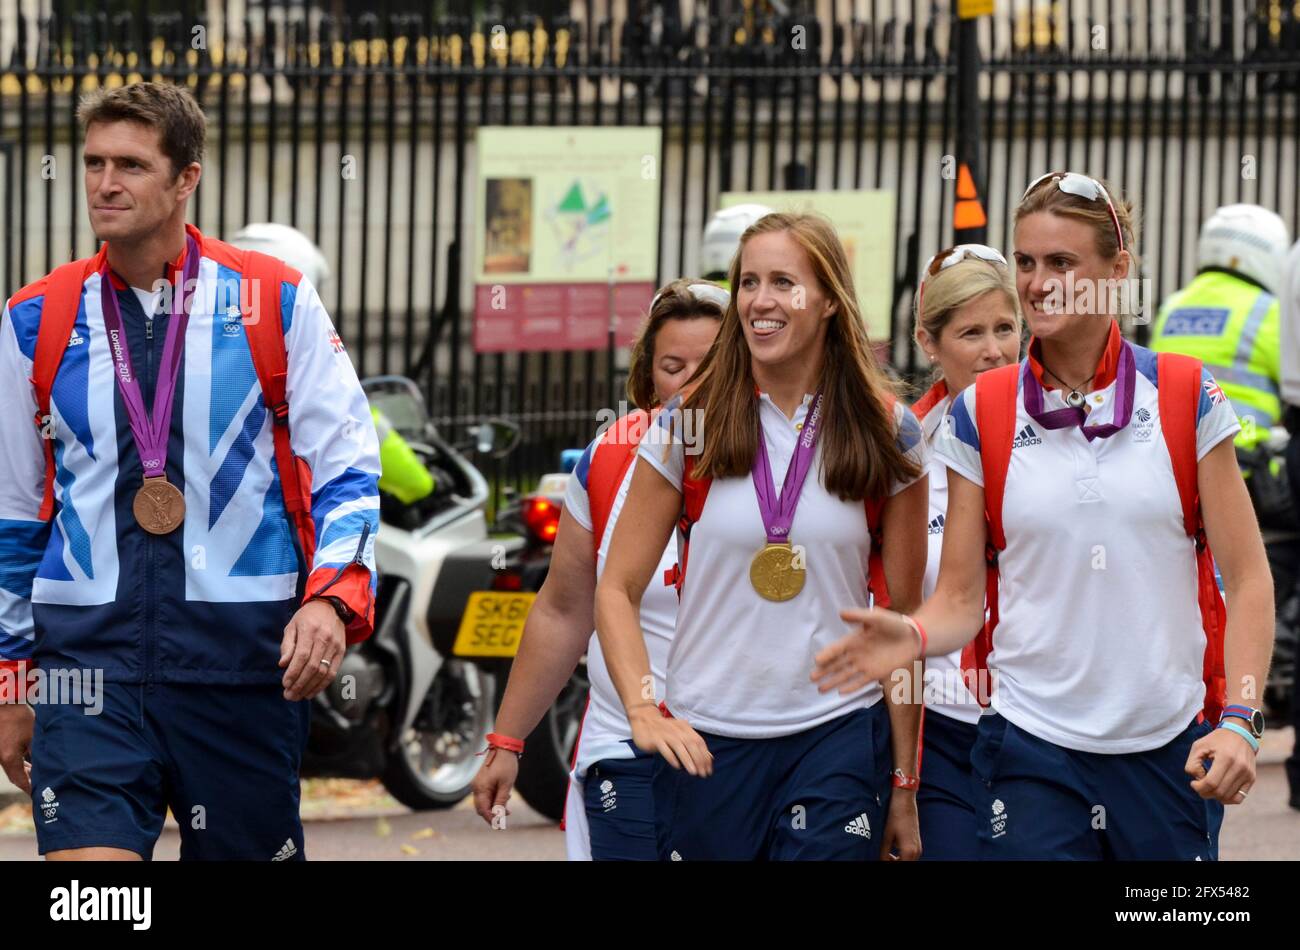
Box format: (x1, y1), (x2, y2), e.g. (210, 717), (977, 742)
(1220, 704), (1265, 739)
(315, 596), (353, 624)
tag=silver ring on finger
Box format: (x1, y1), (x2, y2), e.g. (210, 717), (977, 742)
(319, 658), (332, 670)
(1235, 788), (1248, 800)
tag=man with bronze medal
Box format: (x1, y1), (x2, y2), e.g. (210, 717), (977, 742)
(102, 231), (198, 538)
(0, 82), (381, 861)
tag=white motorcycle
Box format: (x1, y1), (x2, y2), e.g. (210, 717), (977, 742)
(300, 376), (523, 809)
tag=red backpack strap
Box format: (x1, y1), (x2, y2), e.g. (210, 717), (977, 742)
(665, 453), (712, 595)
(959, 363), (1020, 707)
(864, 392), (903, 608)
(1157, 353), (1202, 537)
(1157, 352), (1228, 724)
(28, 258), (97, 521)
(239, 248), (317, 569)
(587, 410), (651, 558)
(864, 495), (888, 608)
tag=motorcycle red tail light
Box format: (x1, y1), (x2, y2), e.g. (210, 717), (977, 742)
(492, 571), (523, 592)
(522, 495), (562, 544)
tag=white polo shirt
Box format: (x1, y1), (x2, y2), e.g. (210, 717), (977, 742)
(934, 342), (1240, 753)
(637, 393), (927, 739)
(563, 446), (678, 777)
(917, 391), (982, 725)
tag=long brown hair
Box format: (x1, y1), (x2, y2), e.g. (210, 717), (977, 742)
(681, 212), (919, 501)
(626, 278), (727, 412)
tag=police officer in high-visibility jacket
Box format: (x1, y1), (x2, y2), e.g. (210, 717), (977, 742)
(1151, 204), (1291, 448)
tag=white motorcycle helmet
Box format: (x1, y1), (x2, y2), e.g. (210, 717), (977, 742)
(700, 203), (776, 283)
(1196, 204), (1290, 294)
(228, 222), (332, 292)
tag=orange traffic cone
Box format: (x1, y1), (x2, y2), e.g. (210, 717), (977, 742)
(954, 163), (987, 230)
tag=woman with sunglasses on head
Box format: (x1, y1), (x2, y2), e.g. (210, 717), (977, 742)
(595, 212), (929, 861)
(471, 279), (727, 860)
(815, 173), (1274, 860)
(910, 244), (1023, 859)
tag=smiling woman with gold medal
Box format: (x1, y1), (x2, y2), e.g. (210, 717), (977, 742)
(594, 212), (929, 861)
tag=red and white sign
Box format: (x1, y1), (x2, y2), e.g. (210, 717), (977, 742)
(474, 282), (655, 353)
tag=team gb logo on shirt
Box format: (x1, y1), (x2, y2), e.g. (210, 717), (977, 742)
(1132, 406), (1154, 443)
(1203, 379), (1226, 406)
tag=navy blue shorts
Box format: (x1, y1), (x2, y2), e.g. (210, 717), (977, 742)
(916, 710), (980, 860)
(652, 703), (892, 861)
(969, 713), (1224, 860)
(584, 747), (658, 861)
(30, 682), (311, 860)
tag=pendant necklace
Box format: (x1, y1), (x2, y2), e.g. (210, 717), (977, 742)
(1039, 360), (1095, 410)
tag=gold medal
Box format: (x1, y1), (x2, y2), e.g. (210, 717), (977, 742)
(749, 542), (806, 602)
(133, 476), (186, 535)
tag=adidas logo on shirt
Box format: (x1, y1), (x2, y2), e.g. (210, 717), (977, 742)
(271, 838), (298, 861)
(927, 513), (945, 535)
(843, 813), (871, 839)
(67, 328), (85, 346)
(1011, 424), (1042, 448)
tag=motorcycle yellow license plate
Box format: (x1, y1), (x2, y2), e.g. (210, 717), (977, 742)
(452, 591), (537, 657)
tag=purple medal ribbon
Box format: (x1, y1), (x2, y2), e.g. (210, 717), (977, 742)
(100, 234), (200, 479)
(752, 393), (824, 543)
(1022, 340), (1136, 442)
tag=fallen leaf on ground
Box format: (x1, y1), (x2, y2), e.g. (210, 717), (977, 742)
(0, 802), (34, 834)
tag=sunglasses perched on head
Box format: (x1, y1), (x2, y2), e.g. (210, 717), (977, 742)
(916, 244), (1008, 321)
(1022, 171), (1126, 253)
(924, 243), (1008, 276)
(649, 281), (731, 314)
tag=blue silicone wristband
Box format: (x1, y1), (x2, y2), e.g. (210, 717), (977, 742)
(1217, 720), (1260, 753)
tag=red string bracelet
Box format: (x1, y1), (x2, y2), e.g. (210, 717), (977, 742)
(479, 732), (525, 757)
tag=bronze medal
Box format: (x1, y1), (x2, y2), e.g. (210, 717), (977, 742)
(748, 542), (806, 602)
(133, 476), (186, 535)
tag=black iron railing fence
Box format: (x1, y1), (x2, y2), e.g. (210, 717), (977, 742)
(2, 1), (1298, 495)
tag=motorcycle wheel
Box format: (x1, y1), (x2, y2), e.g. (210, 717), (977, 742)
(514, 665), (589, 822)
(381, 659), (496, 810)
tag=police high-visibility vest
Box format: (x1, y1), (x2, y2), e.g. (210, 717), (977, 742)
(1151, 270), (1281, 446)
(372, 407), (435, 504)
